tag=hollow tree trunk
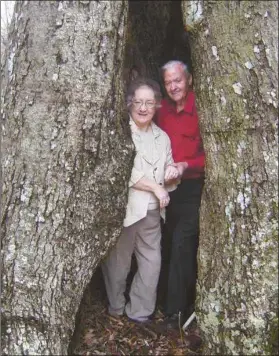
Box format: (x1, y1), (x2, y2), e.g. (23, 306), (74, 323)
(1, 1), (133, 354)
(182, 1), (278, 354)
(124, 0), (192, 87)
(124, 0), (173, 84)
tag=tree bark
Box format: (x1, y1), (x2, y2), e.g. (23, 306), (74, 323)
(2, 1), (278, 354)
(1, 1), (133, 354)
(182, 1), (278, 354)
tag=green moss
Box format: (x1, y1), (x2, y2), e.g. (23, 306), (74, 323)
(265, 316), (279, 355)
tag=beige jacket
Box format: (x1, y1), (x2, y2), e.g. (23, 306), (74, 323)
(123, 119), (176, 227)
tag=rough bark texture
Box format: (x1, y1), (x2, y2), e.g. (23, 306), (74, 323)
(1, 1), (134, 354)
(182, 1), (278, 354)
(2, 0), (278, 354)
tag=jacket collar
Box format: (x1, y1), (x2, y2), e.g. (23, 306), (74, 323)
(129, 117), (160, 139)
(129, 117), (161, 165)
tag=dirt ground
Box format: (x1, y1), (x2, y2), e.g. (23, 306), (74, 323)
(69, 267), (203, 356)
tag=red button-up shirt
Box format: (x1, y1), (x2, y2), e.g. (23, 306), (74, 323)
(156, 91), (205, 180)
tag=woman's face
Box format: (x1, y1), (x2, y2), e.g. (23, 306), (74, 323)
(130, 86), (156, 129)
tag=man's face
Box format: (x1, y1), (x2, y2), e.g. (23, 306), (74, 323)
(163, 64), (192, 105)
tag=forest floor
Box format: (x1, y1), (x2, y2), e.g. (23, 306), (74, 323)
(70, 267), (204, 356)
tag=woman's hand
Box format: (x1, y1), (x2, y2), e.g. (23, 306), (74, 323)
(164, 165), (179, 182)
(153, 185), (170, 208)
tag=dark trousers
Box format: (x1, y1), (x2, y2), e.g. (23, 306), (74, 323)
(161, 177), (204, 316)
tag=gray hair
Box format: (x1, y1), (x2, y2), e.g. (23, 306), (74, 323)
(126, 77), (162, 110)
(161, 60), (189, 76)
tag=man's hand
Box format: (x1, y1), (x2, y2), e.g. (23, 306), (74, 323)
(164, 165), (179, 182)
(173, 162), (188, 178)
(153, 185), (170, 208)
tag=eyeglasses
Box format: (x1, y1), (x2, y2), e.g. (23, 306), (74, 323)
(132, 100), (156, 110)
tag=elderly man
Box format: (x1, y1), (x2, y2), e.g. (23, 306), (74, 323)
(156, 60), (205, 330)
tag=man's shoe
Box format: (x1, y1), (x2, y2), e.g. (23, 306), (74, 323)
(155, 309), (196, 334)
(153, 313), (180, 334)
(166, 313), (181, 330)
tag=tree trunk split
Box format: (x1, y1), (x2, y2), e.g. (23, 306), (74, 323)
(1, 1), (278, 355)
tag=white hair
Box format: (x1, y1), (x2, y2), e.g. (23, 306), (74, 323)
(161, 60), (189, 75)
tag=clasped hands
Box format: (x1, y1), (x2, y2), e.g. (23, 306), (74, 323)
(164, 164), (180, 182)
(154, 163), (185, 209)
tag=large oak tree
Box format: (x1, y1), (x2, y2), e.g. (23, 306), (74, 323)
(1, 1), (278, 355)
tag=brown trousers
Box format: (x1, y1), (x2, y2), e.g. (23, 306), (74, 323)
(102, 209), (161, 321)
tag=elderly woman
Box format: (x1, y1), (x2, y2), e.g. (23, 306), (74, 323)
(102, 77), (178, 323)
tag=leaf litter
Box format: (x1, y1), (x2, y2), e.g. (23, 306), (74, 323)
(70, 268), (203, 356)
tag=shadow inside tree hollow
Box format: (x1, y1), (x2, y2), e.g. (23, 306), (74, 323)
(124, 0), (193, 92)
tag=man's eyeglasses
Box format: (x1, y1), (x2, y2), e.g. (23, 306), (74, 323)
(132, 100), (156, 110)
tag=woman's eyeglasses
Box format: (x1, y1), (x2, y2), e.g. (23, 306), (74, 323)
(132, 100), (156, 110)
